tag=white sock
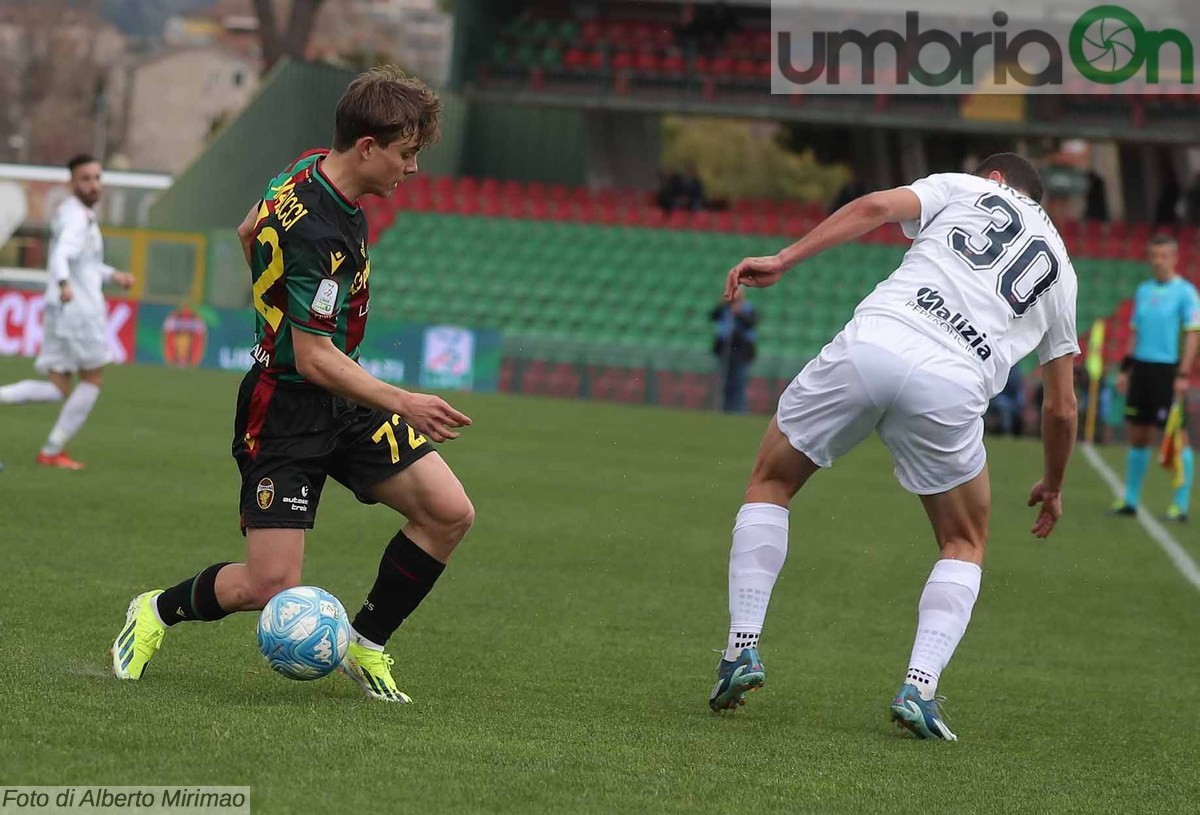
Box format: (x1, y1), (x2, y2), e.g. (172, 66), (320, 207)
(905, 558), (982, 701)
(724, 502), (789, 661)
(350, 626), (385, 651)
(0, 380), (64, 404)
(41, 381), (100, 456)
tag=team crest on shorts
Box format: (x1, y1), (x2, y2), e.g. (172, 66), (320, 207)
(257, 478), (275, 510)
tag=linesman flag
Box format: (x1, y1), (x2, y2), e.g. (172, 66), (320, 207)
(1085, 319), (1105, 383)
(1159, 402), (1186, 489)
(1084, 319), (1105, 443)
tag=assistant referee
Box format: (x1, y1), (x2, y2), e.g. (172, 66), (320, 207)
(1114, 234), (1200, 522)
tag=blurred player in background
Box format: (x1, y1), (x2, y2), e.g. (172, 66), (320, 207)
(1112, 235), (1200, 522)
(0, 154), (134, 468)
(709, 154), (1079, 741)
(110, 68), (474, 704)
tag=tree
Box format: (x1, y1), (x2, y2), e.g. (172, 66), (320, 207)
(253, 0), (328, 74)
(0, 1), (123, 163)
(661, 117), (849, 204)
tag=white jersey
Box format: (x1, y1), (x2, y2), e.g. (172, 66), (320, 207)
(43, 195), (113, 318)
(853, 173), (1079, 400)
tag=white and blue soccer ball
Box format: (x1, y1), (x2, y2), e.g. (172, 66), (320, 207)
(257, 586), (350, 680)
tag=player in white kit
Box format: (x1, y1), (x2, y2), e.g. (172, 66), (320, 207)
(0, 155), (133, 469)
(707, 154), (1080, 741)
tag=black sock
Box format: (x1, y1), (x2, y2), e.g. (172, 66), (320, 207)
(155, 562), (234, 626)
(351, 531), (445, 646)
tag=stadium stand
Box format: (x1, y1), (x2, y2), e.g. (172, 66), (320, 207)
(474, 9), (1200, 126)
(365, 202), (1190, 409)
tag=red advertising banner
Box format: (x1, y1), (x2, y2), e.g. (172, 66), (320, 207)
(0, 288), (138, 365)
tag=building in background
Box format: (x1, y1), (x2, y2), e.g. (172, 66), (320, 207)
(118, 42), (258, 174)
(309, 0), (453, 87)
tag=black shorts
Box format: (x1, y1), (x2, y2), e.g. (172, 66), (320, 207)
(1126, 360), (1177, 428)
(232, 367), (436, 532)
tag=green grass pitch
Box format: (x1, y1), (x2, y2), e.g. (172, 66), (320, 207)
(1, 358), (1198, 814)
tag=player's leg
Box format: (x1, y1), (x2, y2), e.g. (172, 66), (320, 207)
(1116, 421), (1155, 513)
(1169, 427), (1193, 522)
(113, 369), (329, 681)
(328, 407), (473, 702)
(5, 310), (73, 405)
(38, 367), (104, 468)
(1116, 363), (1173, 513)
(0, 369), (67, 404)
(709, 417), (820, 711)
(111, 530), (306, 680)
(871, 362), (989, 740)
(344, 453), (473, 703)
(887, 469), (988, 741)
(711, 333), (887, 712)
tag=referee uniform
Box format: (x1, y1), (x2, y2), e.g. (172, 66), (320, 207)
(1119, 276), (1200, 514)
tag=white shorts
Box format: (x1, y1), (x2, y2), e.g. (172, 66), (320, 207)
(777, 318), (988, 495)
(35, 305), (111, 375)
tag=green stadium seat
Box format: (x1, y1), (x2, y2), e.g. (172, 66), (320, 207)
(370, 211), (1144, 372)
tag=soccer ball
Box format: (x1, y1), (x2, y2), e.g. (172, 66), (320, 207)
(257, 586), (351, 680)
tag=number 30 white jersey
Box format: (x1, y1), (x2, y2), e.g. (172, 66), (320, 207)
(853, 173), (1080, 400)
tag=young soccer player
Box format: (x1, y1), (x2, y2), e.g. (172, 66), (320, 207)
(112, 67), (473, 702)
(709, 154), (1080, 740)
(0, 155), (134, 468)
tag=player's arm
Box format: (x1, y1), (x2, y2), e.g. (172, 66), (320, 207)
(282, 230), (470, 442)
(237, 201), (261, 267)
(1177, 287), (1200, 396)
(1028, 353), (1078, 539)
(1115, 327), (1137, 395)
(1178, 330), (1199, 395)
(724, 188), (921, 299)
(47, 209), (88, 303)
(291, 330), (470, 442)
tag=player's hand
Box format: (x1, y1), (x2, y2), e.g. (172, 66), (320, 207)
(398, 392), (472, 443)
(1175, 373), (1190, 400)
(58, 281), (74, 304)
(1116, 372), (1129, 396)
(1027, 481), (1063, 539)
(725, 255), (786, 300)
(111, 271), (135, 290)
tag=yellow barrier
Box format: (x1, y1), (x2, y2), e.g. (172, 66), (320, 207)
(102, 228), (208, 304)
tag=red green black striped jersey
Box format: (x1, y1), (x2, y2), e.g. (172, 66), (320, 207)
(248, 150), (371, 383)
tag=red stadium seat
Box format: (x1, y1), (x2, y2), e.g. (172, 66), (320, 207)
(661, 53), (686, 76)
(564, 47), (588, 69)
(634, 51), (660, 74)
(709, 56), (735, 77)
(735, 58), (758, 79)
(580, 20), (602, 45)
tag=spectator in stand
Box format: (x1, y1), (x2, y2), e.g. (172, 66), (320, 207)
(680, 163), (706, 211)
(830, 167), (869, 214)
(678, 1), (736, 58)
(657, 165), (706, 212)
(1185, 171), (1200, 226)
(1155, 176), (1181, 227)
(1084, 170), (1109, 222)
(657, 169), (684, 212)
(711, 288), (758, 413)
(988, 367), (1025, 436)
